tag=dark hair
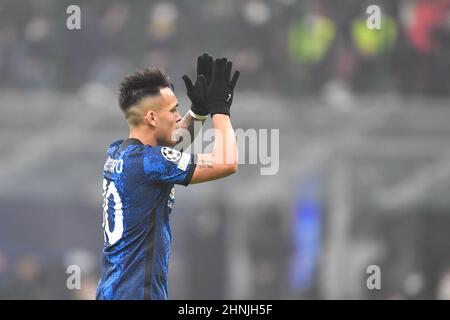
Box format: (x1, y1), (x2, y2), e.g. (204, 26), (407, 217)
(118, 68), (172, 112)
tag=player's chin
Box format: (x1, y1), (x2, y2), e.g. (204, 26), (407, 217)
(165, 136), (178, 148)
(168, 129), (180, 146)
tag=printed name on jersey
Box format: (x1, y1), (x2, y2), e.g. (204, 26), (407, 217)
(161, 147), (182, 162)
(104, 157), (123, 174)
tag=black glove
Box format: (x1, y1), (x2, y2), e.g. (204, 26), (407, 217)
(206, 57), (240, 117)
(182, 53), (213, 118)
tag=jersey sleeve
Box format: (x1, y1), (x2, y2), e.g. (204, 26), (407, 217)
(143, 146), (197, 186)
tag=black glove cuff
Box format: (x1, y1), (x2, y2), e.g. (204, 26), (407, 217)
(208, 102), (231, 117)
(190, 103), (209, 117)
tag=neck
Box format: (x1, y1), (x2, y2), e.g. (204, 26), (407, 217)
(129, 125), (157, 146)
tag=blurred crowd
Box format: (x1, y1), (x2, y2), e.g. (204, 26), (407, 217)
(0, 249), (98, 299)
(0, 0), (450, 95)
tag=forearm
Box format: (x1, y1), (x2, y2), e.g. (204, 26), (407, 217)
(190, 114), (237, 183)
(174, 111), (205, 150)
(211, 114), (238, 167)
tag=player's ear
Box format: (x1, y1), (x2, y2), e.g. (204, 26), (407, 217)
(144, 110), (158, 127)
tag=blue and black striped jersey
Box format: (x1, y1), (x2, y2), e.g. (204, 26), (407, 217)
(96, 138), (196, 300)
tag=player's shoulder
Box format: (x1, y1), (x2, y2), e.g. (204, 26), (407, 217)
(107, 139), (123, 156)
(108, 138), (148, 157)
(143, 145), (187, 164)
(143, 146), (194, 178)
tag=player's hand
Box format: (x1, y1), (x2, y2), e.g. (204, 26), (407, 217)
(182, 53), (213, 119)
(206, 57), (240, 117)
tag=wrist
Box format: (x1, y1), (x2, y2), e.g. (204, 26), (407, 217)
(189, 109), (208, 120)
(211, 113), (230, 120)
(209, 104), (230, 117)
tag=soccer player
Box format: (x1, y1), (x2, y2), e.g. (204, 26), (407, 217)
(96, 54), (240, 300)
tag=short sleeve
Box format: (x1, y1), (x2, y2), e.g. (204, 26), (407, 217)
(143, 146), (196, 186)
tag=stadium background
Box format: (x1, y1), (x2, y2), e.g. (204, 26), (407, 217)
(1, 0), (450, 299)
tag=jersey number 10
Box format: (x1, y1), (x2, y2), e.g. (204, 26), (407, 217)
(102, 179), (124, 245)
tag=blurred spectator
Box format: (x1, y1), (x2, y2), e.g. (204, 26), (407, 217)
(288, 9), (335, 64)
(287, 2), (336, 94)
(6, 254), (43, 299)
(0, 250), (8, 299)
(349, 6), (398, 93)
(248, 205), (290, 299)
(436, 267), (450, 299)
(402, 0), (450, 94)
